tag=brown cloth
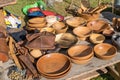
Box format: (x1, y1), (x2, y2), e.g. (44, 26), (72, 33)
(25, 31), (55, 50)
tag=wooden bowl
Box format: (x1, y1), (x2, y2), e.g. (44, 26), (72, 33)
(55, 33), (78, 48)
(40, 27), (55, 34)
(87, 19), (108, 33)
(70, 55), (93, 64)
(28, 17), (45, 24)
(42, 65), (71, 79)
(89, 33), (105, 44)
(73, 26), (92, 38)
(68, 45), (94, 60)
(0, 52), (9, 62)
(94, 43), (117, 60)
(36, 53), (71, 76)
(52, 21), (68, 34)
(30, 49), (43, 58)
(27, 21), (46, 28)
(102, 26), (114, 36)
(66, 17), (86, 28)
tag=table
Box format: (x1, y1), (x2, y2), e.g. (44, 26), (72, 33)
(41, 51), (120, 80)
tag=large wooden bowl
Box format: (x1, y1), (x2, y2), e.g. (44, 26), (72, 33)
(41, 64), (71, 79)
(66, 17), (86, 28)
(36, 53), (71, 76)
(68, 45), (94, 60)
(94, 43), (117, 60)
(73, 26), (92, 38)
(87, 19), (108, 33)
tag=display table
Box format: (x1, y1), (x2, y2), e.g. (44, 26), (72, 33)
(41, 51), (120, 80)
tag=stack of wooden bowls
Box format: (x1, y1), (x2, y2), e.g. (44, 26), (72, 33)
(27, 17), (46, 30)
(36, 53), (71, 79)
(94, 43), (117, 60)
(68, 45), (94, 64)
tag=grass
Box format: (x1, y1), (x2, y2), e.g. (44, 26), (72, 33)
(4, 0), (116, 80)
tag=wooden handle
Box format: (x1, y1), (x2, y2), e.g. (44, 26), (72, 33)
(112, 17), (117, 28)
(9, 37), (22, 70)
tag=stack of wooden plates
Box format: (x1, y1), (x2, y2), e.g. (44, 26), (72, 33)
(27, 17), (46, 30)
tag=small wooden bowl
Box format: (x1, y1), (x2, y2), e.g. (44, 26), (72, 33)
(52, 21), (68, 34)
(30, 49), (43, 58)
(94, 43), (117, 60)
(73, 26), (92, 38)
(89, 33), (105, 44)
(68, 45), (94, 60)
(87, 19), (108, 33)
(66, 17), (86, 28)
(36, 53), (71, 76)
(70, 55), (93, 64)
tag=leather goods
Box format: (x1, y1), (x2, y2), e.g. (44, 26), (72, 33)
(0, 38), (9, 62)
(25, 31), (55, 50)
(19, 55), (38, 77)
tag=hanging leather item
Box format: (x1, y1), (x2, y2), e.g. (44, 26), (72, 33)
(25, 31), (55, 50)
(0, 32), (9, 62)
(18, 55), (38, 77)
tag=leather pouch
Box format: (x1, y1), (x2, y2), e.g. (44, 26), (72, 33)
(25, 31), (55, 50)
